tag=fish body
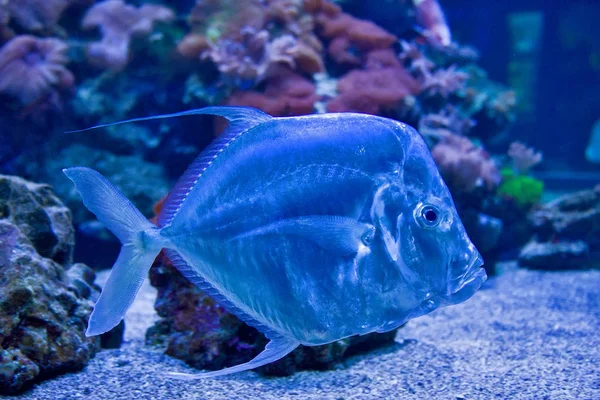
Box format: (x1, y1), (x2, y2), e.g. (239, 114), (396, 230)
(64, 106), (486, 379)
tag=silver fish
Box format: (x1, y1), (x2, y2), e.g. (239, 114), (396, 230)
(64, 106), (486, 379)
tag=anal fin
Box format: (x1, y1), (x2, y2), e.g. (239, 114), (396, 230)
(162, 249), (299, 378)
(167, 336), (298, 380)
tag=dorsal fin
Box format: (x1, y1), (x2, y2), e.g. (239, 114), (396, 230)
(67, 106), (272, 228)
(156, 107), (271, 227)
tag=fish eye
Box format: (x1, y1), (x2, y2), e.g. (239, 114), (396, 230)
(415, 203), (442, 228)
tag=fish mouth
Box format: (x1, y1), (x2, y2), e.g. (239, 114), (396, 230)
(446, 253), (487, 303)
(406, 254), (487, 321)
(462, 253), (486, 285)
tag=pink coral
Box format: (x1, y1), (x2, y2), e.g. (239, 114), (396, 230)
(431, 133), (501, 192)
(327, 49), (420, 114)
(422, 65), (468, 98)
(0, 35), (74, 105)
(508, 141), (542, 174)
(225, 67), (317, 117)
(205, 27), (272, 82)
(413, 0), (451, 46)
(315, 4), (397, 65)
(82, 0), (174, 71)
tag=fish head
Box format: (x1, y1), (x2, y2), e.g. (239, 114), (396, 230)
(372, 125), (486, 327)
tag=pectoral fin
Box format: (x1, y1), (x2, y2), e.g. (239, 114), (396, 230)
(230, 216), (375, 257)
(167, 336), (299, 380)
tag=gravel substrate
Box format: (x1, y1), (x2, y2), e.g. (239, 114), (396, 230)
(7, 265), (600, 400)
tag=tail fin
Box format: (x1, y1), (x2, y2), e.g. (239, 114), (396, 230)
(63, 167), (165, 336)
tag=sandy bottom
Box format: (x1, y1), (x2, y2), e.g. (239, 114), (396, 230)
(9, 264), (600, 400)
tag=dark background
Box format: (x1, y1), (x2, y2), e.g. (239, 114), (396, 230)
(444, 0), (600, 171)
(348, 0), (600, 171)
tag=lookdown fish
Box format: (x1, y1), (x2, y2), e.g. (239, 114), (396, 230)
(64, 106), (486, 379)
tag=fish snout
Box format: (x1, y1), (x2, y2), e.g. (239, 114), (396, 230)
(446, 250), (486, 297)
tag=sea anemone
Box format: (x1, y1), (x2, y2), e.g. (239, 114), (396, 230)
(0, 35), (74, 105)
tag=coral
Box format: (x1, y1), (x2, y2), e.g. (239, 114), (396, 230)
(0, 35), (74, 106)
(203, 27), (272, 83)
(399, 40), (435, 78)
(418, 106), (476, 139)
(431, 133), (501, 192)
(421, 65), (469, 99)
(327, 48), (420, 114)
(82, 0), (175, 71)
(146, 250), (399, 376)
(225, 67), (317, 116)
(507, 141), (542, 174)
(182, 0), (324, 85)
(314, 2), (397, 65)
(3, 0), (72, 33)
(0, 174), (100, 394)
(497, 168), (544, 206)
(413, 0), (451, 46)
(458, 65), (517, 141)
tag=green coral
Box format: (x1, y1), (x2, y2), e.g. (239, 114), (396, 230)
(498, 168), (544, 206)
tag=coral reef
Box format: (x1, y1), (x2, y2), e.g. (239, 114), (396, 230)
(0, 174), (100, 394)
(519, 186), (600, 270)
(146, 253), (399, 376)
(181, 0), (324, 85)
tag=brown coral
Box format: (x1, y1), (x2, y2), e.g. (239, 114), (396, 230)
(327, 49), (420, 114)
(0, 35), (74, 105)
(82, 0), (175, 71)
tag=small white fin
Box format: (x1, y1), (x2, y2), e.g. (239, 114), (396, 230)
(230, 216), (375, 257)
(167, 337), (299, 380)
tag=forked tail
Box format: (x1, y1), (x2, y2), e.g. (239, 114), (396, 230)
(63, 167), (167, 336)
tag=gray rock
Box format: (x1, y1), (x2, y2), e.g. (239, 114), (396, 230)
(521, 186), (600, 270)
(0, 174), (74, 265)
(0, 175), (100, 394)
(518, 240), (590, 270)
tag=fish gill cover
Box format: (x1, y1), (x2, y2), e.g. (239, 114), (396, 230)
(0, 0), (598, 396)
